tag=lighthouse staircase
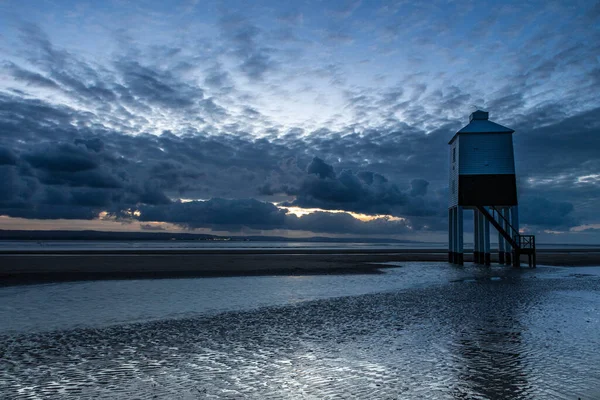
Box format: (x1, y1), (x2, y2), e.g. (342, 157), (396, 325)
(475, 206), (536, 268)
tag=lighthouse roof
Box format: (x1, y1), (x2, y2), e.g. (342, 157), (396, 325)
(448, 110), (514, 144)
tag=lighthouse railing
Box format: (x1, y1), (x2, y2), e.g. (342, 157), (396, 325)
(518, 235), (535, 250)
(487, 206), (536, 251)
(489, 206), (520, 239)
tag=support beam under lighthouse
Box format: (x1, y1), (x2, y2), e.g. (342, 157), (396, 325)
(480, 210), (485, 264)
(498, 214), (506, 264)
(448, 208), (454, 263)
(448, 110), (536, 268)
(448, 206), (464, 265)
(483, 208), (491, 265)
(473, 210), (480, 263)
(503, 208), (512, 265)
(456, 207), (463, 265)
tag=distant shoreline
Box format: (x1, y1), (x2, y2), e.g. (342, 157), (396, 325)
(1, 248), (599, 286)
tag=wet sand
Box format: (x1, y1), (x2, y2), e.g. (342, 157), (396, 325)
(1, 248), (599, 285)
(2, 263), (599, 399)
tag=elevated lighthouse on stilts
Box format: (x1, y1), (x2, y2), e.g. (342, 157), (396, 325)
(448, 110), (536, 268)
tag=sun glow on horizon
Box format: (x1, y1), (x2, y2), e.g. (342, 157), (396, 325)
(277, 205), (405, 222)
(169, 198), (406, 223)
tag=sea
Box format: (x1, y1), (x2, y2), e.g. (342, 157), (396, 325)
(0, 240), (443, 251)
(1, 243), (599, 399)
(0, 239), (592, 251)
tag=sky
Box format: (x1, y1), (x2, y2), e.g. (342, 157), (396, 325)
(0, 0), (599, 243)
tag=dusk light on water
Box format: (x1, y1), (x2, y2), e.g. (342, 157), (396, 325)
(1, 0), (599, 398)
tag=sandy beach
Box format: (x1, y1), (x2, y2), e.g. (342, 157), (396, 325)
(2, 262), (599, 398)
(1, 248), (599, 285)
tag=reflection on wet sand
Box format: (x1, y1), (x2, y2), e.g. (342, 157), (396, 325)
(0, 264), (599, 399)
(448, 273), (531, 398)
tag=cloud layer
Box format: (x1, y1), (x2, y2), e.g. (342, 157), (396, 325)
(0, 0), (598, 241)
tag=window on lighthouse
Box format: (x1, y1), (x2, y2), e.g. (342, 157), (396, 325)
(452, 147), (456, 163)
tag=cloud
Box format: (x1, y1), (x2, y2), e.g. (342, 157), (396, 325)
(410, 179), (429, 197)
(139, 198), (288, 230)
(329, 0), (362, 19)
(219, 14), (277, 80)
(307, 157), (335, 179)
(203, 63), (232, 90)
(0, 147), (18, 165)
(0, 81), (596, 235)
(138, 197), (412, 235)
(277, 11), (303, 25)
(4, 62), (60, 89)
(23, 144), (99, 172)
(287, 211), (410, 235)
(520, 196), (578, 229)
(116, 61), (202, 109)
(136, 182), (173, 205)
(18, 22), (68, 69)
(275, 157), (439, 217)
(0, 10), (598, 240)
(0, 165), (37, 204)
(140, 223), (166, 231)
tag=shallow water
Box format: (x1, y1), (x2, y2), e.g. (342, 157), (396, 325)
(0, 239), (591, 251)
(0, 240), (444, 251)
(1, 263), (599, 399)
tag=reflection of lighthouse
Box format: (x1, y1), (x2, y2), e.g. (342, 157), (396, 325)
(448, 111), (535, 267)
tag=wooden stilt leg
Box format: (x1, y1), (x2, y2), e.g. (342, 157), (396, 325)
(457, 206), (464, 265)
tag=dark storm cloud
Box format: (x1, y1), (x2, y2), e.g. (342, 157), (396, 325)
(138, 197), (411, 235)
(0, 84), (443, 234)
(306, 157), (335, 179)
(0, 147), (18, 165)
(296, 122), (451, 187)
(0, 91), (282, 221)
(515, 107), (600, 177)
(23, 144), (98, 172)
(139, 198), (288, 230)
(289, 168), (407, 214)
(287, 211), (410, 235)
(519, 197), (578, 229)
(74, 137), (105, 153)
(274, 157), (440, 218)
(357, 171), (387, 185)
(0, 165), (36, 204)
(409, 179), (429, 197)
(0, 94), (76, 140)
(0, 165), (102, 220)
(35, 168), (124, 189)
(1, 204), (100, 220)
(135, 182), (172, 206)
(0, 101), (181, 219)
(69, 189), (113, 207)
(1, 77), (596, 234)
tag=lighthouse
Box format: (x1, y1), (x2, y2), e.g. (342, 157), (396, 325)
(448, 110), (535, 267)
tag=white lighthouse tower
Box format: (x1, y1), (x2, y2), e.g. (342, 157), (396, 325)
(448, 110), (535, 267)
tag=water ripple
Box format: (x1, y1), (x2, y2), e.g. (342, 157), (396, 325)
(1, 270), (599, 399)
